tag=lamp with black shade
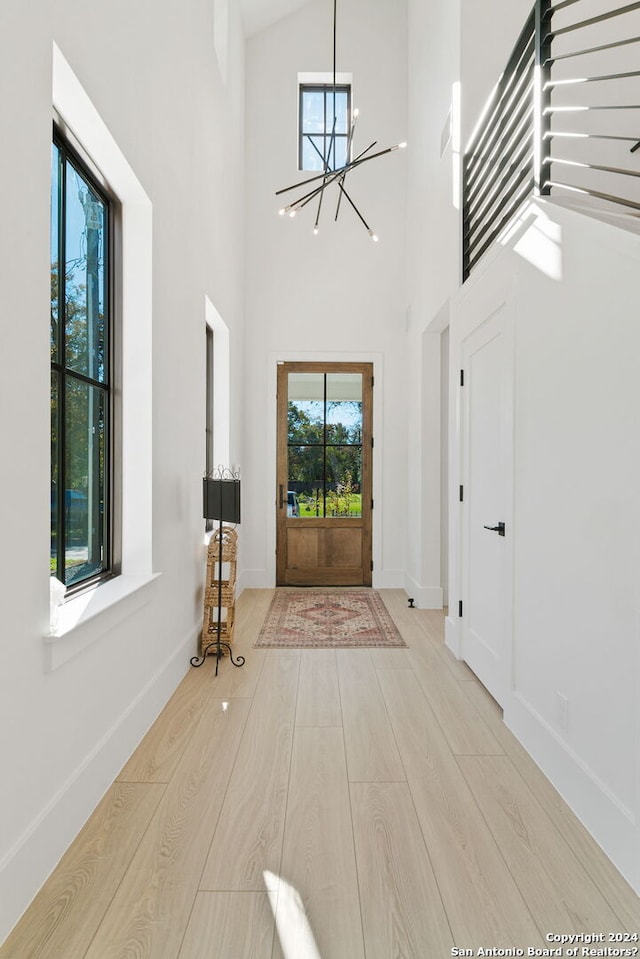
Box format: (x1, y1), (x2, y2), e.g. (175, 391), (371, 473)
(191, 466), (245, 676)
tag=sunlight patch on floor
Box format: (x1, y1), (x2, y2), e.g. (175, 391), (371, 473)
(264, 871), (323, 959)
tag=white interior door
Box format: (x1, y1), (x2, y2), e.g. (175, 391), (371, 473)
(461, 307), (513, 706)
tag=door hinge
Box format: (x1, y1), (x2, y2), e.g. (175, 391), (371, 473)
(458, 600), (463, 617)
(371, 498), (374, 510)
(371, 436), (374, 448)
(371, 560), (374, 571)
(371, 375), (375, 387)
(460, 369), (465, 387)
(459, 485), (464, 502)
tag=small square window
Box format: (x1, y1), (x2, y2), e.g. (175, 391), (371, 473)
(299, 84), (351, 172)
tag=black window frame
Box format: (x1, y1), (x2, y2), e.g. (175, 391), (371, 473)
(298, 83), (351, 172)
(51, 123), (115, 594)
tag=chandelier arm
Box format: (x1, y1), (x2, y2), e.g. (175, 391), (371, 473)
(335, 180), (345, 221)
(332, 0), (337, 122)
(335, 111), (360, 220)
(327, 116), (338, 174)
(276, 166), (345, 197)
(276, 139), (379, 199)
(286, 176), (344, 210)
(338, 182), (372, 233)
(347, 143), (402, 170)
(312, 120), (334, 230)
(314, 180), (328, 231)
(290, 178), (335, 213)
(333, 0), (337, 88)
(277, 138), (377, 200)
(305, 117), (337, 172)
(306, 134), (330, 168)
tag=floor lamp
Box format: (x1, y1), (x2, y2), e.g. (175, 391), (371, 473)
(191, 468), (245, 676)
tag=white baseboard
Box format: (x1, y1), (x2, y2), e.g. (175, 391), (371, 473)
(444, 614), (461, 658)
(403, 575), (443, 609)
(0, 624), (197, 943)
(373, 569), (405, 590)
(237, 569), (272, 591)
(506, 692), (640, 894)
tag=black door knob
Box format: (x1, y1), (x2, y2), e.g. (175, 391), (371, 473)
(483, 522), (506, 536)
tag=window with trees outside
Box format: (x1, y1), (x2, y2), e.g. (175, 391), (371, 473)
(299, 84), (351, 172)
(287, 372), (363, 518)
(51, 127), (112, 590)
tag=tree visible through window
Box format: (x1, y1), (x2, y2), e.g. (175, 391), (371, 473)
(287, 372), (363, 518)
(299, 84), (351, 172)
(51, 128), (112, 589)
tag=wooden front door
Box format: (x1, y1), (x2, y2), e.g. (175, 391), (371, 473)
(276, 362), (373, 586)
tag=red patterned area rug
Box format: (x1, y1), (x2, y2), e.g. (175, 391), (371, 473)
(255, 588), (407, 649)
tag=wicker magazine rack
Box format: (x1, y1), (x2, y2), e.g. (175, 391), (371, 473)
(201, 525), (237, 653)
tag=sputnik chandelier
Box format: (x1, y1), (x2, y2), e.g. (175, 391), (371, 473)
(275, 0), (407, 241)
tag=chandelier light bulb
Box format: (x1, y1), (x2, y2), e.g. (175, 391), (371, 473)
(353, 108), (360, 118)
(398, 141), (408, 149)
(313, 227), (319, 235)
(278, 208), (286, 216)
(368, 229), (379, 242)
(289, 210), (297, 218)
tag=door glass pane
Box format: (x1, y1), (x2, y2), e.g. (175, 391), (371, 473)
(288, 446), (325, 518)
(65, 160), (107, 384)
(326, 446), (362, 517)
(65, 379), (106, 585)
(286, 372), (364, 520)
(288, 373), (324, 444)
(326, 373), (362, 444)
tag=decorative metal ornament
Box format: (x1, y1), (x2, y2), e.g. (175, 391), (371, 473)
(275, 0), (407, 241)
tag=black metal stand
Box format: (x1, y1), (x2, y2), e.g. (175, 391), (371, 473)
(191, 469), (246, 676)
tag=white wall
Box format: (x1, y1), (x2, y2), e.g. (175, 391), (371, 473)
(410, 0), (640, 891)
(510, 203), (640, 890)
(447, 201), (640, 892)
(403, 0), (460, 607)
(241, 0), (408, 589)
(0, 0), (246, 940)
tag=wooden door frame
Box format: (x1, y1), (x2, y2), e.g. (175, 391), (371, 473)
(276, 361), (373, 586)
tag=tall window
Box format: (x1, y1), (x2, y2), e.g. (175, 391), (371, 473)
(299, 84), (351, 172)
(51, 128), (112, 589)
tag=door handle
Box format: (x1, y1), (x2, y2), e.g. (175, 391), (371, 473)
(483, 522), (506, 536)
(279, 484), (284, 509)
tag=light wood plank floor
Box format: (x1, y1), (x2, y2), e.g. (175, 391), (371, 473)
(2, 588), (639, 959)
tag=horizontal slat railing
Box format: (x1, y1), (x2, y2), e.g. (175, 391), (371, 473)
(462, 0), (640, 280)
(543, 0), (640, 216)
(462, 9), (539, 279)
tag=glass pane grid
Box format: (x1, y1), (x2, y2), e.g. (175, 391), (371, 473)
(287, 372), (363, 519)
(52, 129), (110, 589)
(299, 84), (351, 172)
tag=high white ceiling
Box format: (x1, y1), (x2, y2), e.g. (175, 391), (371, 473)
(239, 0), (314, 37)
